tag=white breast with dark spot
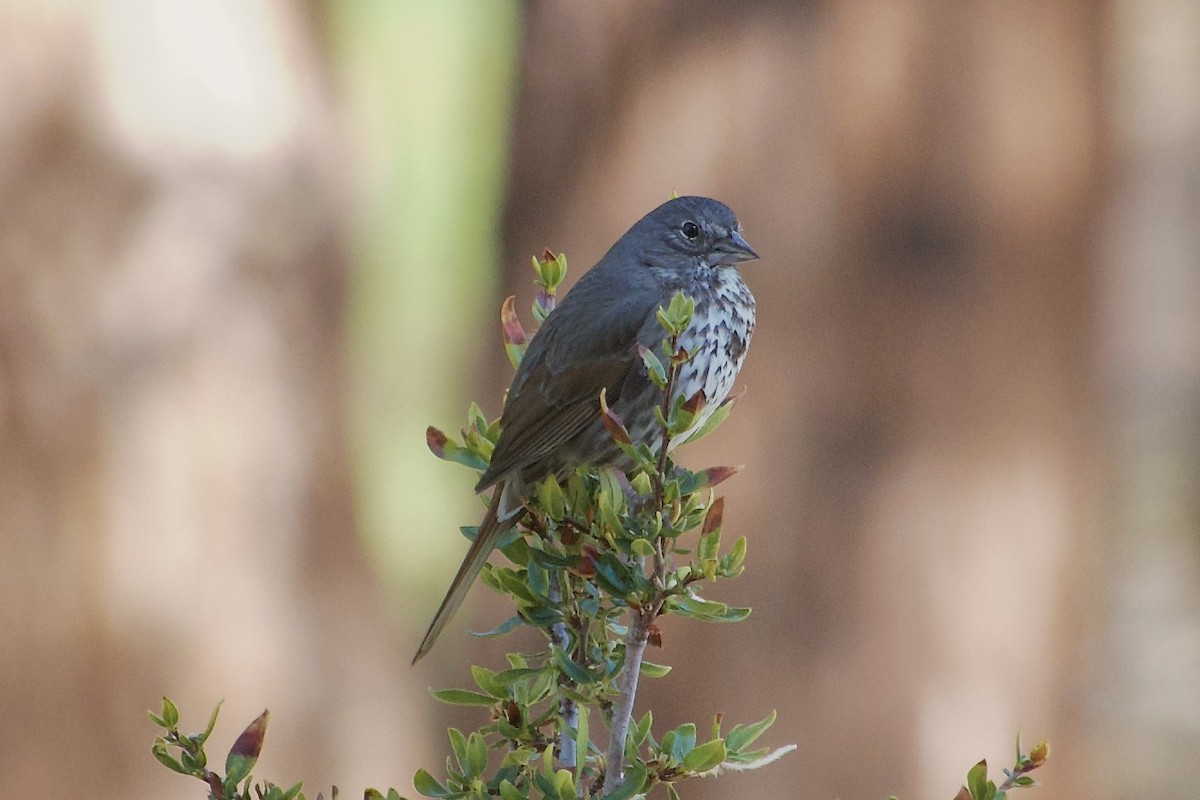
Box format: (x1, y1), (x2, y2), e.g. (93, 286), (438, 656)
(670, 267), (756, 446)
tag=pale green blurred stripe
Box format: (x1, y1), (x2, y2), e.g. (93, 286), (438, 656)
(325, 1), (519, 612)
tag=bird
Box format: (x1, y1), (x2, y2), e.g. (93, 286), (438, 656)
(413, 196), (758, 663)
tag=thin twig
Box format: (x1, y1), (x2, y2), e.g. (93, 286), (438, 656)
(603, 605), (652, 792)
(549, 577), (578, 770)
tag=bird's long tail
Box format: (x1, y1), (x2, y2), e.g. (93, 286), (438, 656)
(412, 484), (519, 663)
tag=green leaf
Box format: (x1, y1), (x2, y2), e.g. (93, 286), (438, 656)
(715, 605), (751, 622)
(499, 532), (531, 567)
(630, 538), (656, 557)
(553, 768), (574, 800)
(631, 710), (654, 748)
(593, 553), (634, 597)
(537, 475), (567, 519)
(498, 779), (523, 800)
(597, 492), (624, 536)
(279, 782), (303, 800)
(468, 614), (524, 639)
(553, 647), (592, 685)
(199, 699), (223, 745)
(725, 710), (777, 753)
(601, 762), (648, 800)
(448, 728), (468, 774)
(683, 739), (727, 773)
(657, 291), (696, 334)
(720, 536), (747, 575)
(160, 697), (179, 729)
(663, 723), (696, 765)
(492, 667), (547, 686)
(519, 604), (564, 630)
(225, 709), (268, 787)
(553, 253), (568, 288)
(527, 559), (551, 599)
(637, 344), (667, 388)
(501, 747), (538, 768)
(188, 746), (206, 770)
(491, 568), (540, 605)
(574, 704), (590, 785)
(597, 467), (628, 514)
(430, 689), (496, 707)
(966, 760), (989, 800)
(467, 401), (488, 437)
(640, 661), (672, 678)
(471, 665), (504, 697)
(536, 251), (568, 290)
(678, 395), (737, 444)
(668, 397), (699, 438)
(464, 732), (488, 778)
(151, 739), (188, 774)
(533, 769), (558, 798)
(412, 768), (450, 798)
(670, 595), (750, 623)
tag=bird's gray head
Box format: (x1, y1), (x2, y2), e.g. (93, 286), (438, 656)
(622, 196), (759, 271)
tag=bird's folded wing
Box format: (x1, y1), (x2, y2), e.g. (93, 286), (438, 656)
(475, 354), (635, 491)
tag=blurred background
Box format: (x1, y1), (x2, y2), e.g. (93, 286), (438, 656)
(2, 1), (1197, 798)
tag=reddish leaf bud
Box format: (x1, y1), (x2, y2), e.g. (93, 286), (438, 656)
(500, 296), (527, 345)
(426, 426), (448, 459)
(647, 624), (662, 648)
(701, 465), (742, 489)
(701, 497), (725, 537)
(574, 546), (599, 577)
(599, 388), (632, 445)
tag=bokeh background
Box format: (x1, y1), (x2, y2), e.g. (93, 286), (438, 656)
(2, 2), (1197, 798)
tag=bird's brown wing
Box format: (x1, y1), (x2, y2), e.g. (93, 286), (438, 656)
(416, 348), (640, 661)
(475, 352), (636, 491)
(474, 252), (666, 492)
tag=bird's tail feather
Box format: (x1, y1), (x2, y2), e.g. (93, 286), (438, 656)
(412, 485), (518, 664)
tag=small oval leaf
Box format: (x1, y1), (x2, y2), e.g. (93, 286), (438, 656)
(225, 709), (269, 786)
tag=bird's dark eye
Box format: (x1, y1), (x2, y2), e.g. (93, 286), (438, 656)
(681, 220), (700, 240)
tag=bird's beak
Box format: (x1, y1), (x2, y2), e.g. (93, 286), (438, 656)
(714, 229), (759, 266)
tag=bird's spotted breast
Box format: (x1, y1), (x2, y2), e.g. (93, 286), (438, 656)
(671, 267), (756, 443)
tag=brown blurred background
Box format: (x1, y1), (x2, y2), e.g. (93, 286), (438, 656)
(2, 2), (1197, 798)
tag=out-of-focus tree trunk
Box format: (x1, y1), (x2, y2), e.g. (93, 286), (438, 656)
(0, 4), (420, 797)
(1094, 2), (1200, 795)
(501, 3), (1108, 798)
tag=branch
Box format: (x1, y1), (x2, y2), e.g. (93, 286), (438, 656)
(549, 578), (578, 770)
(603, 604), (653, 793)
